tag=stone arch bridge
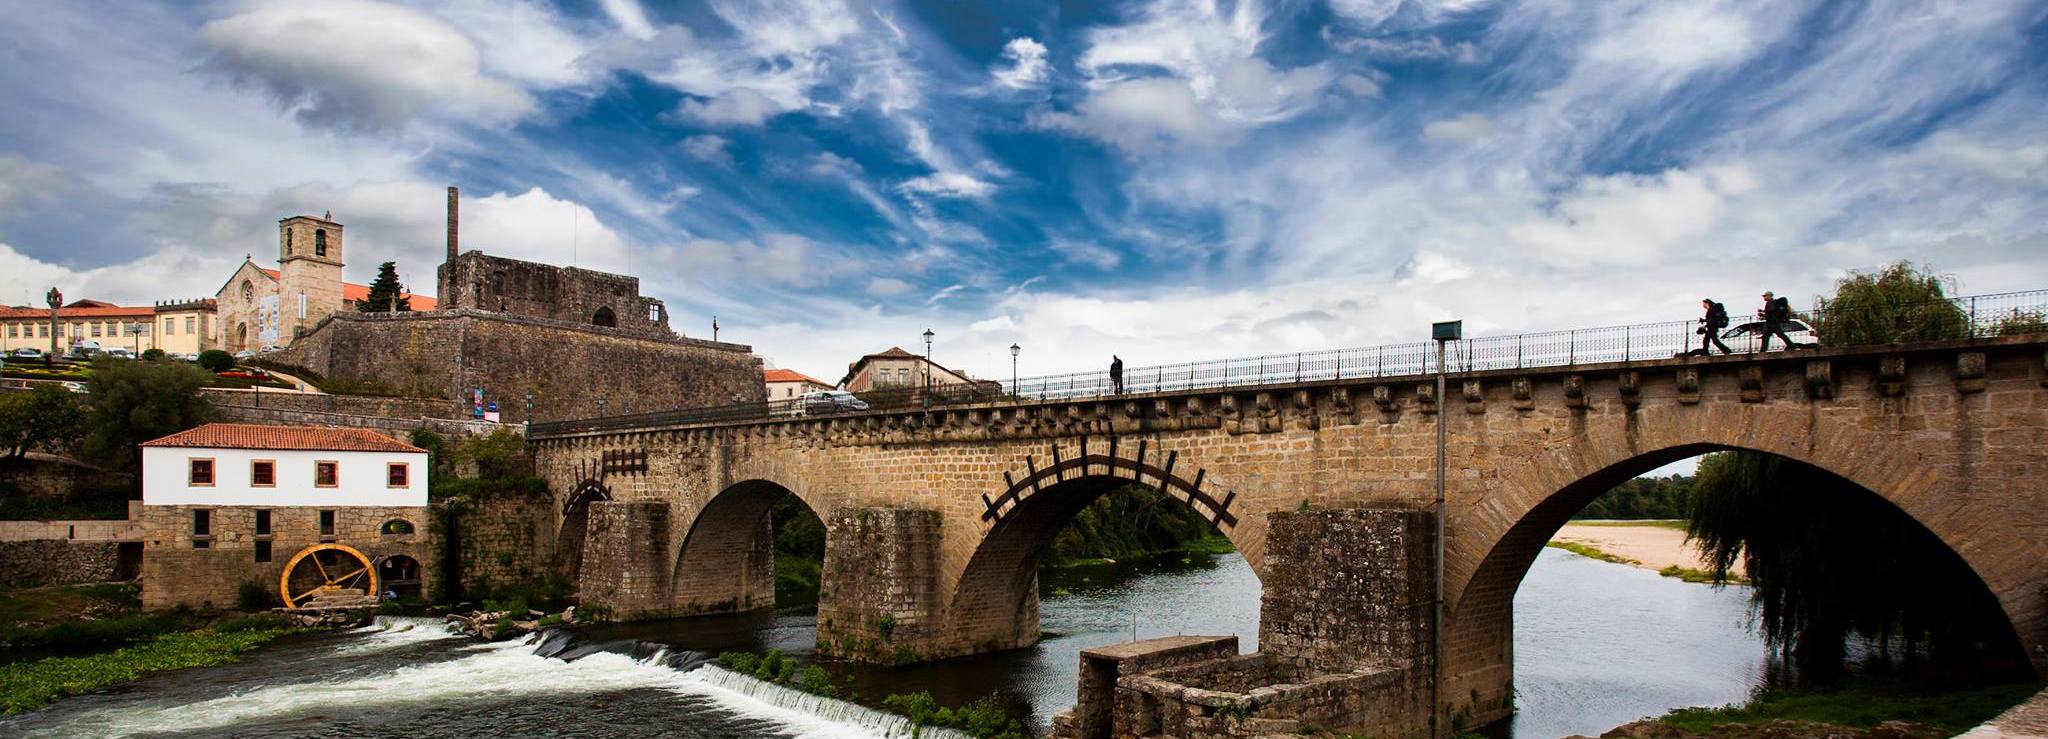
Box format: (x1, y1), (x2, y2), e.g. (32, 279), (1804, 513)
(530, 337), (2048, 732)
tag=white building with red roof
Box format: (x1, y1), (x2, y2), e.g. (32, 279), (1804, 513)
(764, 368), (834, 399)
(142, 423), (428, 508)
(137, 423), (433, 610)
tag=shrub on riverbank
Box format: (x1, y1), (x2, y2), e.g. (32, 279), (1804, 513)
(0, 624), (294, 713)
(882, 691), (1026, 739)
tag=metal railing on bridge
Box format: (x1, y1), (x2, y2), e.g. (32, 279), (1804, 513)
(529, 288), (2048, 437)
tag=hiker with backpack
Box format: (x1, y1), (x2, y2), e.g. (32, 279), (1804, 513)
(1697, 299), (1733, 355)
(1757, 291), (1799, 351)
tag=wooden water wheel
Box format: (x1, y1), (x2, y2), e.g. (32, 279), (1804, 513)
(279, 543), (380, 608)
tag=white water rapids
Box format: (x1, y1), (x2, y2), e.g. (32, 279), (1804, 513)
(11, 617), (966, 739)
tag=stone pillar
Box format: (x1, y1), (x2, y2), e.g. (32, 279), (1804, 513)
(1258, 508), (1436, 734)
(816, 507), (944, 663)
(578, 500), (673, 618)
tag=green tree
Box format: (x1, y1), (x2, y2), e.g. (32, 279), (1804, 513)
(449, 428), (524, 479)
(355, 261), (412, 313)
(196, 350), (234, 373)
(139, 348), (165, 361)
(79, 358), (214, 472)
(1810, 261), (1969, 346)
(0, 386), (85, 460)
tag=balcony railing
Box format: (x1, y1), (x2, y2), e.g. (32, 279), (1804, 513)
(529, 289), (2048, 437)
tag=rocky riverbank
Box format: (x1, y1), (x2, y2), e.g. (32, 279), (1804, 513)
(1552, 521), (1747, 580)
(444, 606), (577, 641)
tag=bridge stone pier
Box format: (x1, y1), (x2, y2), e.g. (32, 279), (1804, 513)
(531, 337), (2048, 735)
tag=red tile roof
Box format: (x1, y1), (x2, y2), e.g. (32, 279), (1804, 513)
(763, 368), (829, 386)
(142, 423), (425, 453)
(0, 304), (154, 319)
(255, 268), (439, 310)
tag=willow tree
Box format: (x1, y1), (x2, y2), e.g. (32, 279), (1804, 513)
(1809, 261), (1969, 346)
(1687, 452), (2023, 678)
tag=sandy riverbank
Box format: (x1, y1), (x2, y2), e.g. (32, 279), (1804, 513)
(1552, 521), (1747, 579)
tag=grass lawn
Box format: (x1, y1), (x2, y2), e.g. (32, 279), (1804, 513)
(0, 620), (294, 714)
(1659, 680), (2044, 735)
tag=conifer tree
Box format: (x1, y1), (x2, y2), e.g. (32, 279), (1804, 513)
(356, 261), (412, 312)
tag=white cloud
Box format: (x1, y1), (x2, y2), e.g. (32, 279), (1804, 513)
(992, 37), (1051, 89)
(1422, 113), (1495, 143)
(665, 234), (826, 287)
(1337, 72), (1387, 98)
(672, 88), (787, 127)
(599, 0), (657, 40)
(866, 277), (912, 296)
(899, 172), (996, 200)
(681, 134), (735, 166)
(197, 0), (534, 130)
(1034, 78), (1221, 150)
(1585, 3), (1758, 75)
(1047, 238), (1122, 269)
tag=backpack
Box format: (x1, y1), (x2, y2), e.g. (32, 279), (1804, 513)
(1706, 301), (1728, 328)
(1768, 297), (1790, 321)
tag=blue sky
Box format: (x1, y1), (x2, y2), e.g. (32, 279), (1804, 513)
(1, 0), (2045, 383)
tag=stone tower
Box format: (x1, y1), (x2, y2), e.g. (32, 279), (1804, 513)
(276, 214), (345, 339)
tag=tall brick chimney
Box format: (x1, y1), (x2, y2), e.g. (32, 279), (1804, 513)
(446, 186), (459, 263)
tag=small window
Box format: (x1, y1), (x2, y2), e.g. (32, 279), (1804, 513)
(314, 229), (327, 256)
(255, 509), (271, 536)
(254, 540), (272, 563)
(251, 460), (276, 487)
(386, 463), (409, 488)
(192, 509), (210, 536)
(189, 458), (215, 486)
(319, 510), (335, 537)
(315, 461), (338, 487)
(185, 316), (196, 333)
(90, 322), (101, 337)
(381, 519), (415, 535)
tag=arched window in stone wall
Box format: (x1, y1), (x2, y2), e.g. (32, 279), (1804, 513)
(593, 306), (616, 327)
(240, 280), (254, 302)
(380, 519), (415, 535)
(282, 227), (293, 255)
(314, 229), (327, 257)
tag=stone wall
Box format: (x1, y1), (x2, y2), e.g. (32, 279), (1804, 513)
(140, 503), (433, 610)
(577, 500), (672, 617)
(1260, 509), (1435, 676)
(443, 490), (556, 598)
(278, 309), (762, 425)
(200, 389), (459, 419)
(816, 507), (944, 663)
(207, 400), (511, 441)
(0, 455), (108, 499)
(0, 540), (125, 587)
(439, 252), (672, 338)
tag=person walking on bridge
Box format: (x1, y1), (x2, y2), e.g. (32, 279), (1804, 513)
(1697, 298), (1733, 355)
(1110, 355), (1124, 395)
(1757, 291), (1798, 351)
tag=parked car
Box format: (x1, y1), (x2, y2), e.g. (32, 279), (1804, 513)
(233, 350), (256, 361)
(259, 344), (282, 353)
(102, 347), (135, 359)
(60, 381), (87, 394)
(1720, 319), (1821, 350)
(175, 352), (199, 361)
(10, 348), (40, 358)
(801, 390), (870, 415)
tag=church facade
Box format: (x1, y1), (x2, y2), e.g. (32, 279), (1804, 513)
(215, 215), (433, 352)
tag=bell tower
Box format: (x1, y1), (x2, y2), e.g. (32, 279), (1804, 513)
(276, 214), (346, 339)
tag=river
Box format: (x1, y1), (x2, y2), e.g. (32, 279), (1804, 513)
(0, 547), (1767, 738)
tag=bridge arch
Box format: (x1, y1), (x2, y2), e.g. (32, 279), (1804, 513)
(946, 442), (1263, 654)
(672, 479), (823, 615)
(1443, 404), (2042, 726)
(555, 479), (610, 587)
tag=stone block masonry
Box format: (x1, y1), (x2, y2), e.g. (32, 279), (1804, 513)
(577, 500), (672, 617)
(0, 540), (125, 587)
(443, 491), (557, 598)
(140, 504), (432, 610)
(817, 508), (944, 663)
(279, 309), (763, 425)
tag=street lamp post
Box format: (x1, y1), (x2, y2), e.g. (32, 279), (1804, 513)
(1009, 343), (1021, 399)
(44, 288), (60, 366)
(1429, 319), (1461, 739)
(922, 328), (935, 397)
